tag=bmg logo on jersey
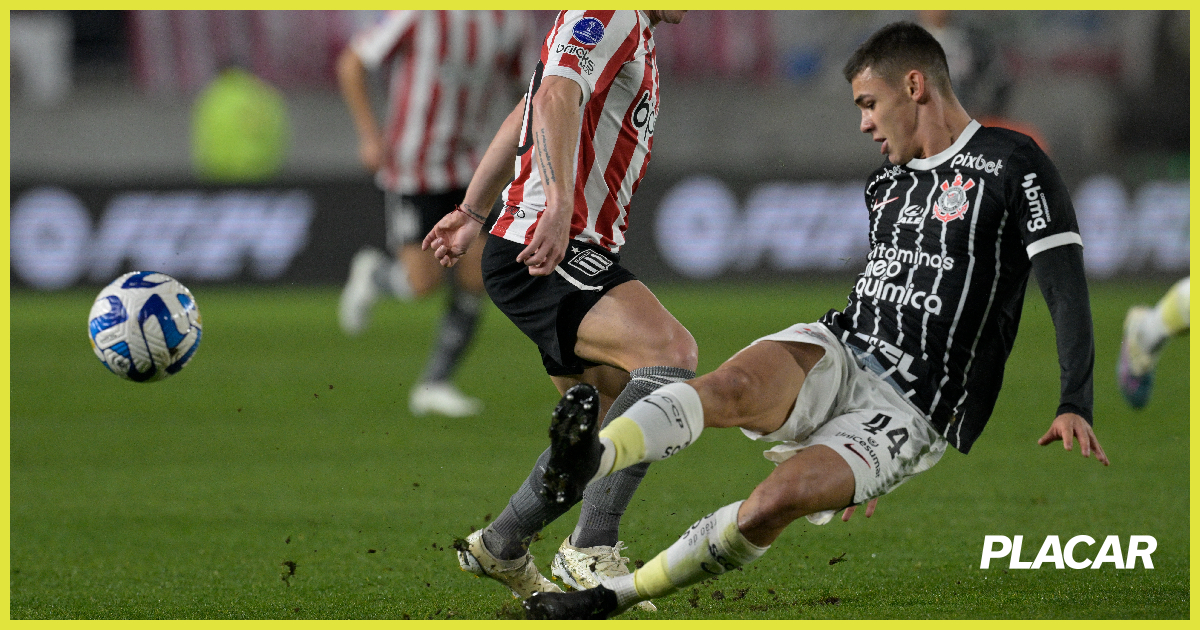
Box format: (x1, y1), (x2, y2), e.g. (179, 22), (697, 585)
(1022, 173), (1051, 232)
(980, 535), (1156, 570)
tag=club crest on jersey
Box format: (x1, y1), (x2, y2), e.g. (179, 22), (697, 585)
(933, 174), (975, 223)
(572, 17), (605, 46)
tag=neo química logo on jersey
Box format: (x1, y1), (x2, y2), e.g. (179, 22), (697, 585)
(980, 535), (1156, 569)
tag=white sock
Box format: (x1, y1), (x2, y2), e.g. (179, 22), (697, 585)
(597, 382), (704, 476)
(630, 501), (769, 602)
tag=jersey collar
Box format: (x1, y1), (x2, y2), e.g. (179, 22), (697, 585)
(905, 119), (981, 171)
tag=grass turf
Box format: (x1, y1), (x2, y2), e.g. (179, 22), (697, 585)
(9, 280), (1189, 619)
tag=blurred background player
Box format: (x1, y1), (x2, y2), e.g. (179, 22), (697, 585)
(337, 10), (535, 417)
(1118, 277), (1189, 409)
(425, 10), (691, 610)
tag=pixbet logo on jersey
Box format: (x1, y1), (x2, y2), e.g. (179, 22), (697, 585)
(980, 535), (1156, 570)
(950, 151), (1004, 175)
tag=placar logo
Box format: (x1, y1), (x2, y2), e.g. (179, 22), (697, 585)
(932, 174), (975, 223)
(981, 535), (1156, 570)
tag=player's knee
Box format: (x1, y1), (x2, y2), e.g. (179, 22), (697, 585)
(408, 271), (441, 297)
(661, 323), (698, 371)
(628, 320), (697, 371)
(695, 365), (760, 426)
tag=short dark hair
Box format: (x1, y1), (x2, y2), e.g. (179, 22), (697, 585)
(842, 21), (953, 95)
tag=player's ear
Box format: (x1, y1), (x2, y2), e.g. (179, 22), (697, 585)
(905, 70), (927, 103)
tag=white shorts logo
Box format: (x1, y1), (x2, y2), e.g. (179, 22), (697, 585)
(567, 248), (612, 277)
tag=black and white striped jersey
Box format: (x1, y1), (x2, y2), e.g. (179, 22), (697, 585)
(821, 120), (1094, 454)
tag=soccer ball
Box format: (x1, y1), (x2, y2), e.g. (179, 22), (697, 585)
(88, 271), (203, 382)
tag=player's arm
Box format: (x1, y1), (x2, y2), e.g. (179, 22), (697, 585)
(423, 98), (526, 267)
(1017, 146), (1108, 466)
(336, 47), (384, 172)
(517, 75), (583, 276)
(1031, 246), (1107, 465)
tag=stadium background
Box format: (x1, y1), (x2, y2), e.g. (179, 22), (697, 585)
(9, 10), (1190, 619)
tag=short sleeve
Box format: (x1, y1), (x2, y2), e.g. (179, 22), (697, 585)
(541, 10), (641, 104)
(1007, 141), (1083, 260)
(351, 10), (417, 71)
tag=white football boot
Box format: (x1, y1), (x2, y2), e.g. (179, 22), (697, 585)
(552, 538), (657, 612)
(338, 247), (387, 335)
(410, 381), (483, 417)
(457, 530), (562, 599)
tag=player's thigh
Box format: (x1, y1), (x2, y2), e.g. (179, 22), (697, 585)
(550, 364), (630, 422)
(691, 340), (822, 435)
(398, 244), (444, 295)
(451, 235), (486, 294)
(803, 405), (945, 506)
(573, 281), (697, 372)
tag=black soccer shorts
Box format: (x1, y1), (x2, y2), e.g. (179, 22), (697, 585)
(384, 188), (468, 250)
(482, 233), (637, 376)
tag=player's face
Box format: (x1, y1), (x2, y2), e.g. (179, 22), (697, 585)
(851, 67), (920, 165)
(645, 11), (687, 25)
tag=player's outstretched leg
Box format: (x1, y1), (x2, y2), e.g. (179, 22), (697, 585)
(1117, 277), (1189, 409)
(542, 383), (603, 505)
(525, 501), (769, 619)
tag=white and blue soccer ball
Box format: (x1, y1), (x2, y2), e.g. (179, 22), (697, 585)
(88, 271), (203, 382)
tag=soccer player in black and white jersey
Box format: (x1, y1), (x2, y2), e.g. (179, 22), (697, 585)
(523, 21), (1108, 619)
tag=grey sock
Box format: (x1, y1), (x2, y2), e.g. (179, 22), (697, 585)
(483, 366), (696, 559)
(571, 366), (696, 549)
(482, 446), (563, 560)
(421, 284), (482, 383)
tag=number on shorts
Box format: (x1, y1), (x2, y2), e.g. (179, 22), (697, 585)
(885, 428), (910, 458)
(862, 413), (891, 435)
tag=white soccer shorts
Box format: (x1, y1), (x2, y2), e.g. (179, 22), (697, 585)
(739, 322), (947, 522)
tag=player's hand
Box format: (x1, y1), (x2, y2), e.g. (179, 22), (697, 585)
(1037, 412), (1109, 466)
(841, 498), (878, 522)
(358, 134), (385, 172)
(422, 210), (481, 268)
(516, 206), (571, 276)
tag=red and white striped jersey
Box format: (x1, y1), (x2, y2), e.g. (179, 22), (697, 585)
(351, 10), (536, 195)
(492, 10), (660, 253)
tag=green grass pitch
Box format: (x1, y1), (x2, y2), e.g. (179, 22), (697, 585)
(9, 280), (1189, 619)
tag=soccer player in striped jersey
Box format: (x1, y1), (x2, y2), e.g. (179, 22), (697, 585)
(337, 11), (535, 417)
(1117, 276), (1189, 409)
(524, 21), (1108, 619)
(424, 11), (689, 608)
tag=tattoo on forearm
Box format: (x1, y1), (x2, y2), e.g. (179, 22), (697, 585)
(535, 128), (557, 184)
